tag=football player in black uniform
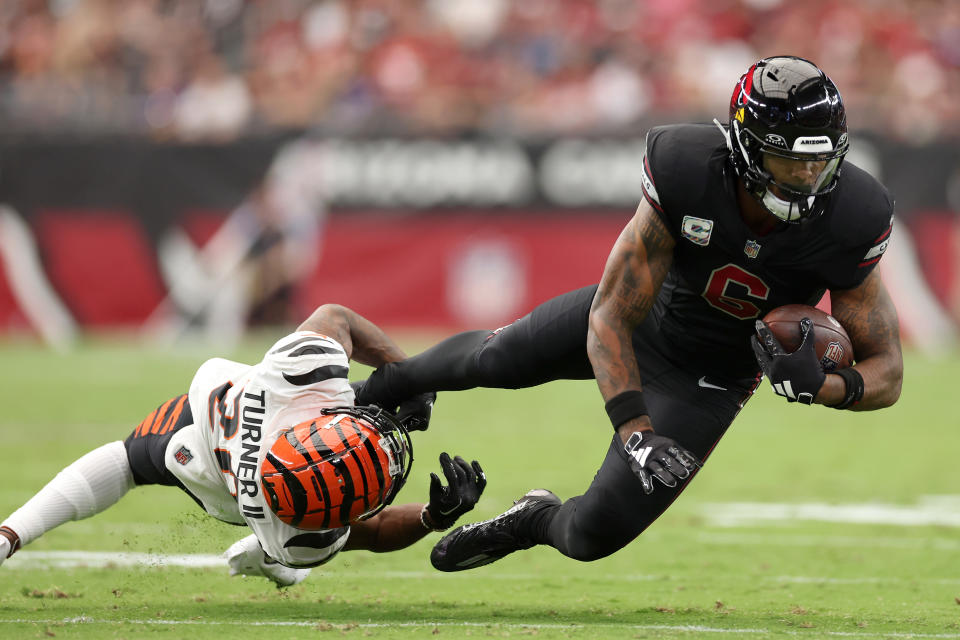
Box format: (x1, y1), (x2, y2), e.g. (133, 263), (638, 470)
(354, 56), (904, 570)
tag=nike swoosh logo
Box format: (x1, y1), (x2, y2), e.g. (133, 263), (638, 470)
(438, 499), (462, 516)
(698, 376), (728, 391)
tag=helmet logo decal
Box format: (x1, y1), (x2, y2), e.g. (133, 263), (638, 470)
(743, 239), (761, 259)
(681, 216), (714, 246)
(735, 107), (744, 123)
(792, 136), (832, 152)
(764, 134), (788, 148)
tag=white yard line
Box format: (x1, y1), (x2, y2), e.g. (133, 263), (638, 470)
(3, 551), (225, 569)
(699, 531), (960, 550)
(701, 495), (960, 528)
(1, 618), (959, 638)
(6, 550), (960, 585)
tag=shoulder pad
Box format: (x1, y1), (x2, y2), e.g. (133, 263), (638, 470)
(827, 163), (895, 251)
(643, 124), (729, 234)
(260, 331), (350, 390)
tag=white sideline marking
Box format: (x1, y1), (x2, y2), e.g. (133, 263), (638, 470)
(4, 551), (225, 569)
(701, 495), (960, 528)
(1, 619), (959, 638)
(699, 531), (960, 551)
(6, 550), (960, 585)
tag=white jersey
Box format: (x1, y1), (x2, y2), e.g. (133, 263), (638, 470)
(164, 331), (355, 568)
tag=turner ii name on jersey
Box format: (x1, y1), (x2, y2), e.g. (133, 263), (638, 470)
(162, 330), (355, 567)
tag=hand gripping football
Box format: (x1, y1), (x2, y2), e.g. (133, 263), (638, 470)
(761, 304), (854, 372)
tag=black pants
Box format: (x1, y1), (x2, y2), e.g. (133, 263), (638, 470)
(123, 394), (208, 512)
(361, 285), (760, 561)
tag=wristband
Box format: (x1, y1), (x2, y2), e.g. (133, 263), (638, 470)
(420, 505), (449, 532)
(0, 526), (20, 557)
(830, 367), (864, 410)
(605, 390), (648, 429)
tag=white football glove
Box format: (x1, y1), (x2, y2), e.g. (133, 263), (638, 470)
(0, 537), (9, 567)
(225, 534), (310, 587)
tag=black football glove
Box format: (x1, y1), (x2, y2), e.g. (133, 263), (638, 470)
(623, 431), (701, 495)
(351, 379), (435, 432)
(751, 317), (825, 405)
(425, 452), (486, 530)
(395, 391), (436, 432)
(350, 379), (381, 408)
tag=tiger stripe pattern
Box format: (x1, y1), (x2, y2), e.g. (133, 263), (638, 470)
(260, 412), (398, 530)
(132, 394), (189, 439)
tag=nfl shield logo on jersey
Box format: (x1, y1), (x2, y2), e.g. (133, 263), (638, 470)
(681, 216), (713, 246)
(174, 446), (193, 465)
(744, 239), (761, 259)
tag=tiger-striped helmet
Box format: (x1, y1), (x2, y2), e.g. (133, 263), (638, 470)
(260, 406), (413, 530)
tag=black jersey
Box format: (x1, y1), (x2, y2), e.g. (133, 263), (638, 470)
(639, 124), (893, 378)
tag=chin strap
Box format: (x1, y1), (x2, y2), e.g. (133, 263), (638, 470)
(761, 190), (813, 223)
(714, 118), (734, 153)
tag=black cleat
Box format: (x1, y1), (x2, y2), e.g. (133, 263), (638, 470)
(430, 489), (561, 571)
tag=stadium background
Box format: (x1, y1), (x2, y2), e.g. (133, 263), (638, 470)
(0, 0), (958, 346)
(0, 2), (958, 637)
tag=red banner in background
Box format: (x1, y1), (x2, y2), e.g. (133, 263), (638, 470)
(35, 210), (167, 325)
(0, 210), (625, 331)
(0, 133), (956, 345)
(302, 213), (625, 330)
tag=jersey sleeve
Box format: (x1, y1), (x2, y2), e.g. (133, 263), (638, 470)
(249, 516), (351, 568)
(824, 166), (896, 291)
(640, 125), (717, 241)
(838, 218), (892, 289)
(257, 331), (354, 405)
(640, 127), (675, 237)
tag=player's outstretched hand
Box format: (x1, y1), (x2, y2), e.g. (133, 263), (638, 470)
(751, 317), (826, 404)
(623, 431), (701, 495)
(395, 391), (436, 432)
(424, 453), (486, 530)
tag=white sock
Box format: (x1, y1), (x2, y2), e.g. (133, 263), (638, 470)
(1, 441), (134, 548)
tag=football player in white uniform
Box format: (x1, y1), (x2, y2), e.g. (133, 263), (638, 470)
(0, 304), (486, 586)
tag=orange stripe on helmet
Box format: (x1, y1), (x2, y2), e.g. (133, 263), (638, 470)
(260, 410), (407, 531)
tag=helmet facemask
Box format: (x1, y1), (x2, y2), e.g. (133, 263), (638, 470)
(733, 119), (848, 223)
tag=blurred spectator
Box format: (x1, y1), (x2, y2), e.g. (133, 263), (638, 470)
(144, 136), (331, 346)
(0, 0), (955, 140)
(173, 50), (251, 141)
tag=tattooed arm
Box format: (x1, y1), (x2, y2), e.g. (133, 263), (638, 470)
(814, 270), (903, 409)
(587, 199), (675, 442)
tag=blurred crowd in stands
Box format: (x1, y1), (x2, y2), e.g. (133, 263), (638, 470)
(0, 0), (956, 141)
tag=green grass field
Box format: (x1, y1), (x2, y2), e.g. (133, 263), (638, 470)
(0, 335), (957, 639)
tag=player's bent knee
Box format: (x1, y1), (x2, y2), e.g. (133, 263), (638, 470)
(555, 530), (624, 562)
(474, 339), (532, 388)
(547, 506), (636, 562)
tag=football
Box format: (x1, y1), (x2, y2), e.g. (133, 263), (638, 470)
(761, 304), (854, 371)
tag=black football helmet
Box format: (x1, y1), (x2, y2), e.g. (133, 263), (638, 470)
(721, 56), (848, 223)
